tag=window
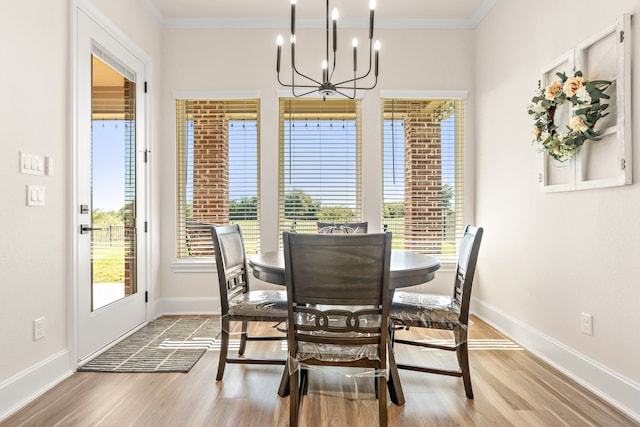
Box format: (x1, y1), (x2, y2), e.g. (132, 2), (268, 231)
(175, 99), (259, 258)
(382, 98), (465, 262)
(279, 98), (362, 238)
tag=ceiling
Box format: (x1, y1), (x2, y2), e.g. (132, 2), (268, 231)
(140, 0), (496, 29)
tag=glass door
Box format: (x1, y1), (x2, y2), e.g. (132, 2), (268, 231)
(76, 9), (147, 361)
(90, 55), (137, 311)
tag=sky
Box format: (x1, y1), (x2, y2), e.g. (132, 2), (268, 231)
(90, 114), (457, 212)
(92, 120), (126, 212)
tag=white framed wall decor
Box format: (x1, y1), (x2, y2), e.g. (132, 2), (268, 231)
(539, 14), (631, 193)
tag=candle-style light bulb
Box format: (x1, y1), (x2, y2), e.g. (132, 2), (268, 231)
(369, 0), (376, 39)
(352, 38), (358, 72)
(291, 34), (296, 65)
(332, 8), (339, 53)
(291, 0), (296, 35)
(276, 35), (283, 73)
(374, 40), (380, 76)
(322, 59), (328, 82)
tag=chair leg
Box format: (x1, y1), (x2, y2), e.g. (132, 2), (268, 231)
(454, 326), (473, 399)
(301, 368), (309, 395)
(238, 320), (248, 355)
(278, 362), (290, 397)
(378, 375), (388, 427)
(289, 367), (301, 427)
(216, 317), (230, 381)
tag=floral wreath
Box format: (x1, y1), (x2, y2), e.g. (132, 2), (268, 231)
(528, 71), (611, 162)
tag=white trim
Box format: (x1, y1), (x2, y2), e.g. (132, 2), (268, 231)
(137, 0), (164, 23)
(170, 259), (217, 273)
(140, 0), (496, 30)
(173, 90), (262, 100)
(380, 90), (468, 99)
(154, 297), (221, 316)
(472, 299), (640, 423)
(0, 351), (73, 423)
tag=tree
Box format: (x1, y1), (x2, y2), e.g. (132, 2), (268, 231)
(383, 201), (405, 218)
(317, 206), (355, 222)
(284, 189), (320, 219)
(92, 208), (124, 228)
(230, 196), (258, 220)
(442, 184), (454, 211)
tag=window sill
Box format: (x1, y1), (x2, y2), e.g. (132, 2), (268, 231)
(170, 259), (217, 273)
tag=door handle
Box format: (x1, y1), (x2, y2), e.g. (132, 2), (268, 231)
(80, 224), (102, 234)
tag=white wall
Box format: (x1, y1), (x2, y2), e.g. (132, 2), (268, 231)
(0, 0), (69, 384)
(0, 0), (162, 420)
(474, 0), (640, 419)
(157, 26), (476, 306)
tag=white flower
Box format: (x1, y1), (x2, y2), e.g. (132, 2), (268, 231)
(540, 130), (550, 141)
(530, 102), (545, 114)
(570, 116), (588, 132)
(575, 86), (591, 104)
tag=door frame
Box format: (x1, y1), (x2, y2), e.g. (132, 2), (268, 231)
(70, 0), (152, 365)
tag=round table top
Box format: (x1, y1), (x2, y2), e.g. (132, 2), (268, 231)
(249, 249), (440, 289)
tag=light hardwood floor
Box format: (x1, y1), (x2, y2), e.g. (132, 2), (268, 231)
(2, 316), (637, 427)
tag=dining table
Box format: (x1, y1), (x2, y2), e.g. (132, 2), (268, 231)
(248, 249), (441, 406)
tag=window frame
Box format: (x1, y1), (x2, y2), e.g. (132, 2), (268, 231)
(380, 91), (470, 267)
(171, 92), (261, 272)
(277, 97), (363, 245)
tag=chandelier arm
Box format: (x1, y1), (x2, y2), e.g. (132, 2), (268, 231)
(334, 88), (357, 99)
(291, 65), (322, 86)
(293, 87), (322, 97)
(278, 80), (325, 90)
(334, 38), (374, 87)
(277, 60), (322, 90)
(335, 74), (377, 91)
(329, 52), (337, 82)
(290, 42), (322, 86)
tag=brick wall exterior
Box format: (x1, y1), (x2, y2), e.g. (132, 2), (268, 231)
(404, 103), (443, 253)
(187, 101), (230, 255)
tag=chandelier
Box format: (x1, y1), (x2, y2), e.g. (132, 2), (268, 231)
(276, 0), (380, 99)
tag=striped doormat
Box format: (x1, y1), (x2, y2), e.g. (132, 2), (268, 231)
(78, 317), (220, 373)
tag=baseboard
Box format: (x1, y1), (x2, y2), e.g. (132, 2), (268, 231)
(0, 350), (73, 423)
(472, 299), (640, 423)
(153, 297), (221, 317)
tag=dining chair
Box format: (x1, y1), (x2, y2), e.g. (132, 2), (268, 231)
(185, 222), (216, 256)
(210, 224), (288, 381)
(283, 231), (392, 427)
(316, 221), (368, 234)
(389, 225), (483, 399)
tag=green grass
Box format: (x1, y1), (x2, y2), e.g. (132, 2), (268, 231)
(93, 247), (126, 283)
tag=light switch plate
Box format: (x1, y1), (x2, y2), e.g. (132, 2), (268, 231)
(20, 151), (45, 176)
(27, 185), (45, 207)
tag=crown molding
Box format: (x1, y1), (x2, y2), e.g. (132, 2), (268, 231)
(138, 0), (496, 30)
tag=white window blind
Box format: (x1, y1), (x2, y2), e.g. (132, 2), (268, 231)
(382, 98), (465, 262)
(176, 99), (260, 258)
(279, 98), (362, 239)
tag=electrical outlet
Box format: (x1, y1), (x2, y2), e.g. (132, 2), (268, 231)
(33, 317), (46, 341)
(581, 312), (593, 336)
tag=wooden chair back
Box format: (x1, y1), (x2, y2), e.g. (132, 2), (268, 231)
(283, 232), (392, 361)
(453, 225), (483, 326)
(316, 221), (368, 234)
(210, 224), (250, 315)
